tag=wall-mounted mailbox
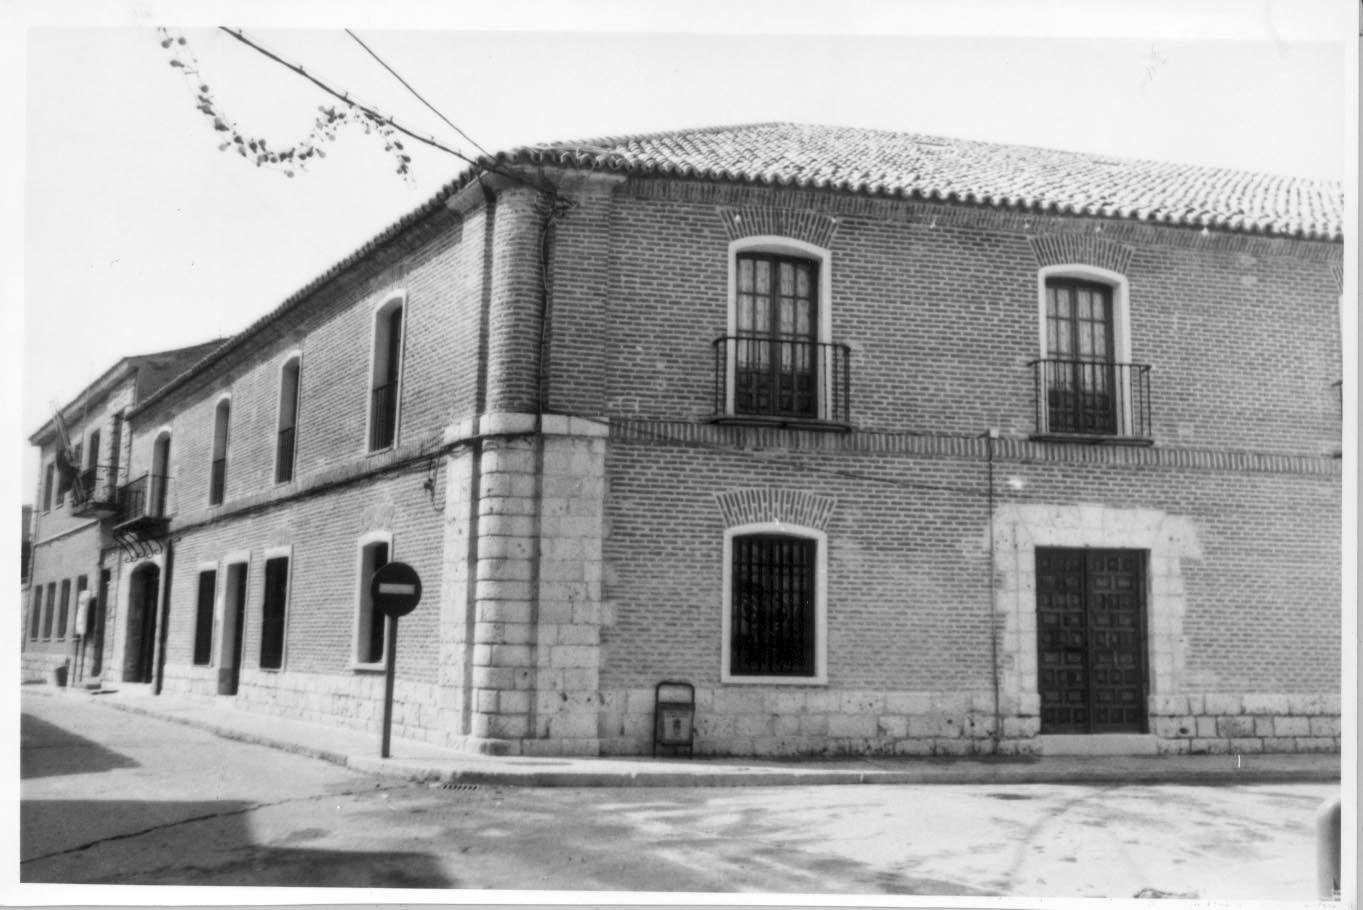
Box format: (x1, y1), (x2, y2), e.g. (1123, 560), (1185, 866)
(653, 680), (695, 758)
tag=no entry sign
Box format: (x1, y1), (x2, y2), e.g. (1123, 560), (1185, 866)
(370, 561), (422, 617)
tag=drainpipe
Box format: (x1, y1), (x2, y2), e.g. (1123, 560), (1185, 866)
(153, 538), (174, 695)
(985, 429), (1001, 755)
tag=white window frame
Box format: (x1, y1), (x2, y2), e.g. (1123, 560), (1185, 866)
(720, 521), (828, 685)
(725, 237), (834, 420)
(1036, 264), (1135, 436)
(274, 351), (303, 484)
(351, 530), (394, 671)
(364, 291), (408, 454)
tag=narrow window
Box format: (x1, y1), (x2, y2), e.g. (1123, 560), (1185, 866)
(42, 462), (54, 512)
(734, 254), (818, 418)
(369, 299), (404, 451)
(41, 583), (55, 639)
(29, 588), (42, 641)
(355, 538), (391, 665)
(210, 400), (230, 506)
(730, 534), (817, 677)
(193, 570), (217, 666)
(259, 555), (289, 670)
(276, 358), (301, 483)
(56, 579), (71, 640)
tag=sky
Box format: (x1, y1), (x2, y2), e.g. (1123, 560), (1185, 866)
(7, 0), (1356, 504)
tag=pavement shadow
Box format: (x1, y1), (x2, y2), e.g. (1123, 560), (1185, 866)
(20, 712), (139, 779)
(21, 798), (453, 888)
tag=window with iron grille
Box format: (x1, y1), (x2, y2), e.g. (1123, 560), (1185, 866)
(355, 537), (390, 666)
(210, 400), (230, 506)
(259, 555), (289, 670)
(193, 569), (216, 666)
(276, 356), (300, 483)
(729, 533), (817, 677)
(369, 298), (404, 452)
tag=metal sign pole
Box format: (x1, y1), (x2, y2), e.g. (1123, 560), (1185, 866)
(381, 614), (398, 759)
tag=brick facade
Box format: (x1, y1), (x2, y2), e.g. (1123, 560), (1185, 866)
(64, 139), (1340, 759)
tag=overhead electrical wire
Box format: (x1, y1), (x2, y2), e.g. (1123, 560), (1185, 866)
(343, 28), (493, 160)
(216, 27), (554, 196)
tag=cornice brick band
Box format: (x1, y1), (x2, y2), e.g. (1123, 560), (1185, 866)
(717, 206), (840, 248)
(1028, 234), (1135, 274)
(612, 418), (1340, 478)
(714, 487), (837, 530)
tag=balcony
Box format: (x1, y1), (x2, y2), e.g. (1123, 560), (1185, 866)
(369, 382), (398, 450)
(712, 336), (851, 430)
(1030, 358), (1152, 445)
(276, 425), (296, 483)
(69, 465), (119, 518)
(114, 473), (171, 535)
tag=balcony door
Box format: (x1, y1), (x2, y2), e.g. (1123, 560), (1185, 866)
(734, 253), (818, 418)
(1045, 279), (1116, 434)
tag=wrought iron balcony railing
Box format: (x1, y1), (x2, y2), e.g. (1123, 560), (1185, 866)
(712, 336), (851, 428)
(276, 425), (296, 483)
(70, 464), (119, 517)
(115, 473), (171, 531)
(210, 456), (227, 505)
(369, 382), (398, 450)
(1030, 358), (1152, 442)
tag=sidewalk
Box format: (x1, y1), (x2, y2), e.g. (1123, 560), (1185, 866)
(27, 684), (1341, 788)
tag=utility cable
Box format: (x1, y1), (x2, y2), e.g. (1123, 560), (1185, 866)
(343, 29), (493, 160)
(217, 27), (556, 196)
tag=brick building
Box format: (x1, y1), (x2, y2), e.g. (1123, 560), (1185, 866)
(24, 341), (225, 686)
(93, 123), (1341, 757)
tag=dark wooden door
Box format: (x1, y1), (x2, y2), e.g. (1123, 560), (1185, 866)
(1036, 548), (1147, 733)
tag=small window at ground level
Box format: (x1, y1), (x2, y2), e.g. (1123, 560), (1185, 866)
(730, 534), (817, 677)
(259, 556), (289, 670)
(194, 570), (217, 666)
(355, 539), (391, 664)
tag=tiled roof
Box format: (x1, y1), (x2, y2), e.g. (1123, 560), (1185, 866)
(492, 122), (1343, 241)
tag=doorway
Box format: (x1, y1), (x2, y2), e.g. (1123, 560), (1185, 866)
(217, 562), (248, 696)
(124, 563), (160, 683)
(1035, 548), (1147, 734)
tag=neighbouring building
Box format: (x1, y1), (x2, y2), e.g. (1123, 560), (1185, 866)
(24, 341), (225, 687)
(83, 123), (1341, 757)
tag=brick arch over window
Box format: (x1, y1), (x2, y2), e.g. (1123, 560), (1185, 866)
(717, 207), (841, 249)
(713, 488), (836, 531)
(1028, 234), (1135, 275)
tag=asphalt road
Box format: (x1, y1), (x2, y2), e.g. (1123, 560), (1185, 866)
(20, 690), (1332, 897)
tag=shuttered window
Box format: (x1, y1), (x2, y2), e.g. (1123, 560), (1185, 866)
(193, 570), (216, 666)
(730, 534), (816, 676)
(259, 556), (289, 670)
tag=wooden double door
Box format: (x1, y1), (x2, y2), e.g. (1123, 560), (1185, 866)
(1036, 548), (1148, 734)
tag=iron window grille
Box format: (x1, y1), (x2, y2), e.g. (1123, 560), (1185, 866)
(276, 426), (296, 484)
(730, 534), (816, 677)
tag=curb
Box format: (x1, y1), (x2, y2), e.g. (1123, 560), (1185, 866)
(34, 687), (1342, 789)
